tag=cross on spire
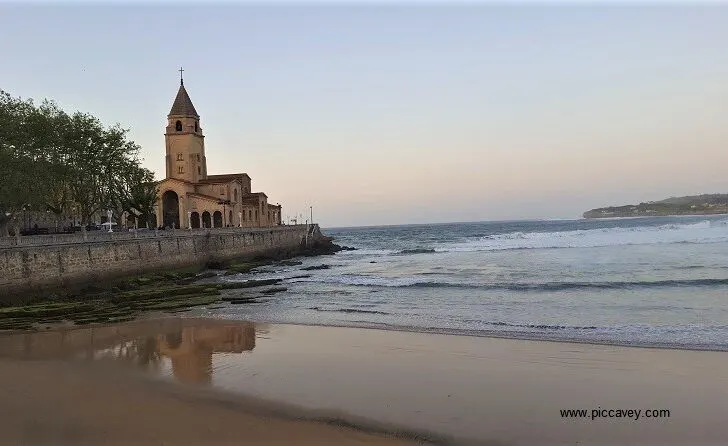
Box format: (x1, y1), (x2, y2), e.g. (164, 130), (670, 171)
(179, 67), (184, 86)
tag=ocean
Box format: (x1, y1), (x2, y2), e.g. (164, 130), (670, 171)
(194, 215), (728, 351)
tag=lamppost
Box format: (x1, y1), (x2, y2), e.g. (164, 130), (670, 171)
(107, 210), (113, 233)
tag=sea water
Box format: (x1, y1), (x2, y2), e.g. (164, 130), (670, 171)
(196, 216), (728, 350)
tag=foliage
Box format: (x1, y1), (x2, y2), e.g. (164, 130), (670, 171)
(0, 89), (157, 234)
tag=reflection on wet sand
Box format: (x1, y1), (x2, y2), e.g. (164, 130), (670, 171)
(0, 318), (258, 385)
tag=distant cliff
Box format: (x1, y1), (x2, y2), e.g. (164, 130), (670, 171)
(583, 194), (728, 218)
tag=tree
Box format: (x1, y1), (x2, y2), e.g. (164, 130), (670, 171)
(0, 89), (155, 235)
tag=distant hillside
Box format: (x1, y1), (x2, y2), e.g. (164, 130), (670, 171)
(583, 194), (728, 218)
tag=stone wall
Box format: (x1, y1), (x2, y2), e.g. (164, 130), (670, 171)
(0, 225), (314, 302)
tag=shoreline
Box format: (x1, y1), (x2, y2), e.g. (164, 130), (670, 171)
(4, 313), (727, 353)
(583, 213), (728, 220)
(192, 317), (728, 353)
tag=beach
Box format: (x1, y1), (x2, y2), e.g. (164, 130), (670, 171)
(1, 318), (727, 445)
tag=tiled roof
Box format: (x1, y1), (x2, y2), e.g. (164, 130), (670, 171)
(168, 83), (199, 117)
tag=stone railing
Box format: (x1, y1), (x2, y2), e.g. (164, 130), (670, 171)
(0, 225), (311, 249)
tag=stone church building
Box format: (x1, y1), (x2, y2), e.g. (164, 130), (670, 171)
(155, 78), (282, 229)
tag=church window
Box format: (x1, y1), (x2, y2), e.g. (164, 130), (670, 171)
(243, 211), (246, 221)
(176, 153), (183, 161)
(234, 189), (238, 202)
(195, 121), (199, 132)
(175, 120), (182, 132)
(196, 154), (200, 161)
(249, 210), (252, 220)
(198, 166), (201, 175)
(255, 210), (258, 220)
(178, 165), (184, 174)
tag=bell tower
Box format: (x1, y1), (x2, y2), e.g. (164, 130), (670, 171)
(165, 67), (207, 182)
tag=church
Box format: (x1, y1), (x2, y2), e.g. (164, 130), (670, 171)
(155, 75), (282, 229)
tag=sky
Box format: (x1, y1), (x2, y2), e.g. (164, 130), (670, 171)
(1, 2), (727, 227)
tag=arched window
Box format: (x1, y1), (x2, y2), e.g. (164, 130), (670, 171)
(175, 120), (182, 131)
(194, 121), (199, 132)
(178, 166), (184, 174)
(234, 189), (238, 202)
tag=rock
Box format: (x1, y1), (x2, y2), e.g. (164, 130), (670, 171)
(299, 238), (357, 256)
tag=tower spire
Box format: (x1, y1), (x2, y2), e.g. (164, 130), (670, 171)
(179, 66), (184, 86)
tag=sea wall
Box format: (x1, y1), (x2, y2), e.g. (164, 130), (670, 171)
(0, 225), (315, 302)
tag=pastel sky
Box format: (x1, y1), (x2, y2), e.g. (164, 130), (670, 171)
(1, 3), (727, 227)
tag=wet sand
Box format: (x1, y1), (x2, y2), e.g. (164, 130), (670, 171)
(1, 318), (728, 445)
(0, 358), (421, 446)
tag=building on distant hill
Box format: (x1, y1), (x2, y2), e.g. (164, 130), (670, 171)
(155, 75), (282, 229)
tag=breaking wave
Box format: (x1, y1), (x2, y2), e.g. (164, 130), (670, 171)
(440, 219), (728, 252)
(309, 307), (390, 315)
(293, 275), (728, 291)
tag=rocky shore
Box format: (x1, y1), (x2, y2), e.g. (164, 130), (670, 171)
(0, 237), (355, 332)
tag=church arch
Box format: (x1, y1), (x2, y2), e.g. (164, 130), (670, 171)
(213, 211), (223, 228)
(175, 120), (183, 131)
(233, 189), (238, 202)
(190, 212), (200, 229)
(201, 211), (211, 228)
(162, 190), (180, 229)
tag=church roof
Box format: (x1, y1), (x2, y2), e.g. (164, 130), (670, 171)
(168, 82), (199, 117)
(199, 173), (251, 184)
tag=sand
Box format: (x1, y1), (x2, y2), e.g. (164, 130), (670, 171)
(0, 358), (421, 446)
(1, 318), (728, 445)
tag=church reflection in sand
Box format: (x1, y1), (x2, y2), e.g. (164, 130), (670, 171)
(0, 318), (258, 385)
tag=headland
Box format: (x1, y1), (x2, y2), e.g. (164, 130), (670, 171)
(583, 194), (728, 218)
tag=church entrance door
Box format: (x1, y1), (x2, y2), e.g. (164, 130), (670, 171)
(213, 211), (223, 228)
(162, 191), (180, 229)
(202, 211), (211, 228)
(190, 212), (200, 229)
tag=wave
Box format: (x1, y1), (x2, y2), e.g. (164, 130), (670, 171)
(338, 219), (728, 256)
(293, 275), (728, 291)
(309, 307), (390, 315)
(435, 219), (728, 252)
(395, 248), (436, 255)
(485, 321), (599, 330)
